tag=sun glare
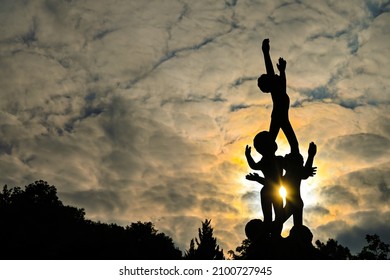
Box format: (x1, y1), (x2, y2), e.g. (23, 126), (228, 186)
(279, 186), (287, 207)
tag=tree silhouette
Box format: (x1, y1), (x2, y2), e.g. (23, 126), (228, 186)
(228, 239), (251, 260)
(185, 219), (224, 260)
(3, 180), (390, 260)
(124, 221), (182, 259)
(185, 238), (197, 258)
(0, 180), (87, 259)
(315, 238), (352, 260)
(314, 235), (390, 260)
(0, 180), (182, 259)
(355, 234), (389, 260)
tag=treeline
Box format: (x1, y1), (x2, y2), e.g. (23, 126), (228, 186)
(230, 232), (389, 260)
(0, 180), (222, 260)
(0, 180), (388, 260)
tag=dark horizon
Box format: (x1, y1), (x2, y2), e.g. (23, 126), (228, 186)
(1, 180), (388, 260)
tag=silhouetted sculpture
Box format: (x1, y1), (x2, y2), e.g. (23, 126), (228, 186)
(258, 38), (299, 154)
(284, 225), (325, 259)
(282, 142), (317, 226)
(250, 143), (317, 227)
(243, 218), (275, 259)
(245, 131), (284, 237)
(245, 219), (267, 242)
(243, 38), (321, 258)
(241, 220), (326, 259)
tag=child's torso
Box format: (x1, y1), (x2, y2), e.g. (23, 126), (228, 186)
(260, 156), (284, 187)
(270, 75), (289, 117)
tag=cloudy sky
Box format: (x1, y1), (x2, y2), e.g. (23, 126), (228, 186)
(1, 0), (389, 255)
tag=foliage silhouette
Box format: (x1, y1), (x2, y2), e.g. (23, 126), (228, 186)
(315, 238), (352, 260)
(185, 219), (224, 260)
(2, 180), (389, 260)
(124, 221), (182, 259)
(355, 234), (390, 260)
(0, 180), (181, 260)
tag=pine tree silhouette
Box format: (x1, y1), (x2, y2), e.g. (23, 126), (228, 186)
(185, 219), (224, 260)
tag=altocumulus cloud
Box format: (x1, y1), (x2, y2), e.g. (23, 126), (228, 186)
(0, 0), (389, 254)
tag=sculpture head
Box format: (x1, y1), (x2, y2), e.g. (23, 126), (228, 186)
(245, 219), (267, 241)
(253, 131), (277, 156)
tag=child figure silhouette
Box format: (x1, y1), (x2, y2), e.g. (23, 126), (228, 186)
(258, 39), (299, 154)
(245, 131), (284, 237)
(282, 142), (317, 226)
(247, 142), (317, 227)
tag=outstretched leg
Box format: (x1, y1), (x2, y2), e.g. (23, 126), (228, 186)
(281, 120), (299, 154)
(269, 117), (281, 142)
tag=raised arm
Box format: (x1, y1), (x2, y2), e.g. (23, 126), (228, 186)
(245, 145), (260, 170)
(262, 39), (275, 76)
(302, 142), (317, 178)
(277, 57), (287, 92)
(305, 142), (316, 168)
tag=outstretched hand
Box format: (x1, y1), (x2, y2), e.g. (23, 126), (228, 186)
(309, 166), (317, 177)
(308, 142), (317, 157)
(277, 57), (286, 72)
(246, 172), (263, 183)
(302, 166), (317, 178)
(245, 145), (252, 158)
(262, 38), (270, 53)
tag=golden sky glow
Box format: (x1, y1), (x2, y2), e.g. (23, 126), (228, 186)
(0, 0), (389, 254)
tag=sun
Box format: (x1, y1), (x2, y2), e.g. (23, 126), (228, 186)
(279, 186), (287, 207)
